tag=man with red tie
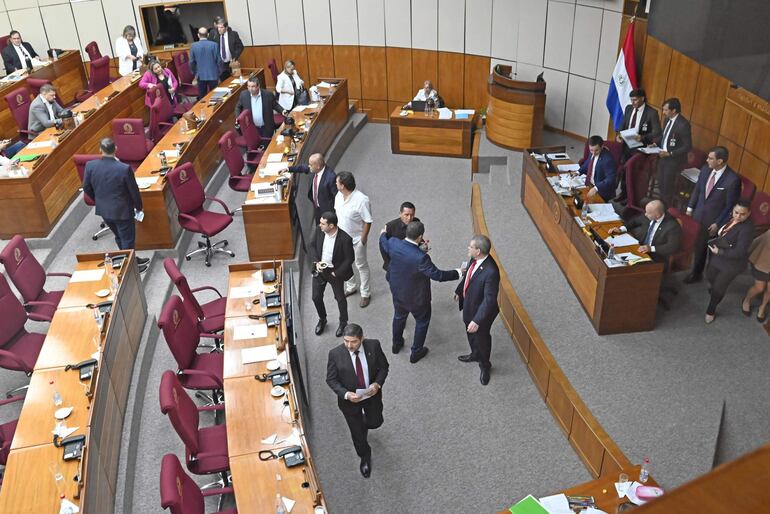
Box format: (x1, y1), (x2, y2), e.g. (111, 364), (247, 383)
(578, 135), (618, 202)
(326, 323), (389, 478)
(455, 235), (500, 386)
(285, 153), (337, 224)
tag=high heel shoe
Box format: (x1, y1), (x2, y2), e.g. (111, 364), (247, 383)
(742, 298), (752, 317)
(757, 309), (767, 323)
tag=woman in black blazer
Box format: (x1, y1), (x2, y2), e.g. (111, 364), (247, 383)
(705, 199), (754, 323)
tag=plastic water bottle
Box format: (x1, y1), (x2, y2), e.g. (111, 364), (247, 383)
(104, 253), (113, 274)
(52, 384), (62, 407)
(639, 457), (650, 483)
(259, 291), (267, 313)
(580, 202), (589, 222)
(275, 494), (286, 514)
(52, 49), (58, 61)
(607, 244), (616, 261)
(93, 305), (103, 330)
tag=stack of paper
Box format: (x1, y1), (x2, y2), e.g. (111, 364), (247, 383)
(241, 344), (278, 364)
(531, 153), (547, 163)
(258, 162), (286, 176)
(639, 146), (662, 154)
(266, 153), (284, 163)
(588, 204), (621, 222)
(538, 494), (572, 514)
(606, 233), (639, 247)
(135, 177), (158, 188)
(437, 107), (453, 119)
(557, 164), (580, 172)
(233, 323), (268, 341)
(547, 152), (570, 160)
(317, 81), (332, 88)
(69, 269), (105, 283)
(619, 128), (642, 148)
(27, 140), (53, 150)
(680, 167), (700, 183)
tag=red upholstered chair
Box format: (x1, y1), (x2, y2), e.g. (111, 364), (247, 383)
(157, 295), (224, 405)
(739, 174), (757, 203)
(750, 192), (770, 234)
(166, 163), (235, 266)
(218, 130), (255, 193)
(149, 89), (175, 143)
(0, 36), (9, 54)
(171, 51), (199, 98)
(0, 396), (24, 466)
(667, 207), (701, 272)
(0, 235), (70, 322)
(26, 78), (66, 107)
(84, 41), (102, 61)
(267, 58), (279, 84)
(234, 109), (269, 159)
(112, 118), (154, 170)
(621, 153), (656, 219)
(160, 453), (235, 514)
(3, 87), (35, 141)
(685, 147), (708, 170)
(75, 56), (111, 103)
(74, 154), (111, 240)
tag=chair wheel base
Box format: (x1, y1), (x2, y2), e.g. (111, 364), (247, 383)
(92, 236), (98, 241)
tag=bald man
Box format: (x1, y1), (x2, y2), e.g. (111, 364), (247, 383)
(284, 153), (337, 224)
(189, 27), (220, 99)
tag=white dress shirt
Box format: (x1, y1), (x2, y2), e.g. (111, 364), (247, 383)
(312, 167), (326, 207)
(334, 190), (373, 244)
(628, 104), (645, 130)
(661, 114), (678, 151)
(250, 93), (264, 127)
(219, 31), (231, 62)
(466, 255), (488, 281)
(348, 348), (369, 389)
(413, 89), (438, 102)
(13, 44), (30, 67)
(620, 215), (666, 253)
(321, 229), (337, 267)
(43, 98), (55, 121)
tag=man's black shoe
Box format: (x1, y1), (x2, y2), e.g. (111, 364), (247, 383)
(136, 257), (150, 265)
(458, 353), (479, 363)
(359, 455), (371, 478)
(480, 368), (490, 385)
(335, 322), (347, 337)
(315, 319), (327, 335)
(138, 263), (148, 273)
(392, 342), (403, 354)
(683, 274), (702, 284)
(409, 347), (429, 363)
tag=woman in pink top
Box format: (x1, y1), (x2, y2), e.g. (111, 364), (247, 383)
(139, 59), (179, 108)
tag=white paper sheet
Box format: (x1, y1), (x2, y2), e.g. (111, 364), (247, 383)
(606, 233), (639, 247)
(241, 344), (278, 364)
(281, 497), (296, 513)
(547, 152), (570, 160)
(259, 162), (287, 176)
(437, 107), (453, 119)
(588, 204), (621, 222)
(135, 177), (158, 187)
(213, 87), (231, 93)
(639, 146), (662, 154)
(229, 286), (258, 299)
(234, 324), (268, 341)
(681, 167), (700, 183)
(317, 81), (332, 88)
(355, 388), (374, 400)
(27, 140), (53, 149)
(619, 128), (643, 148)
(557, 164), (580, 172)
(266, 153), (284, 163)
(538, 493), (572, 514)
(69, 269), (105, 283)
(454, 109), (475, 115)
(531, 153), (547, 162)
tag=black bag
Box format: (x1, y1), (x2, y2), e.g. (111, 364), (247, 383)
(296, 88), (310, 106)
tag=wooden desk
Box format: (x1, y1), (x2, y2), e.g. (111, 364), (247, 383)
(133, 74), (254, 249)
(0, 251), (147, 514)
(224, 262), (326, 513)
(243, 78), (350, 262)
(486, 64), (546, 150)
(0, 73), (145, 239)
(389, 107), (475, 158)
(0, 51), (87, 140)
(521, 148), (663, 334)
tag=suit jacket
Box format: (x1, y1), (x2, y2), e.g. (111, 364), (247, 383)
(2, 42), (37, 74)
(656, 115), (692, 164)
(310, 228), (355, 282)
(455, 255), (500, 330)
(289, 165), (337, 214)
(579, 148), (617, 202)
(379, 234), (459, 309)
(82, 157), (142, 221)
(627, 214), (682, 265)
(326, 339), (389, 410)
(687, 165), (741, 227)
(138, 68), (179, 108)
(380, 216), (421, 271)
(709, 220), (754, 274)
(189, 39), (221, 81)
(209, 28), (244, 63)
(28, 95), (65, 137)
(235, 89), (282, 133)
(621, 103), (661, 147)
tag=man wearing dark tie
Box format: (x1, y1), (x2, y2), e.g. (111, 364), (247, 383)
(579, 135), (617, 202)
(614, 88), (661, 202)
(234, 76), (284, 138)
(2, 31), (38, 74)
(380, 201), (420, 276)
(210, 17), (243, 81)
(379, 221), (460, 362)
(455, 235), (500, 385)
(652, 97), (692, 207)
(326, 323), (389, 478)
(684, 146), (741, 284)
(284, 153), (337, 225)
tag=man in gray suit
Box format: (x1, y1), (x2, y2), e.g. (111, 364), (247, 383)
(189, 27), (221, 100)
(28, 84), (64, 138)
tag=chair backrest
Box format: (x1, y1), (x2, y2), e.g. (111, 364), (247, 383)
(163, 258), (205, 320)
(686, 147), (708, 170)
(267, 58), (279, 83)
(604, 141), (623, 169)
(218, 130), (245, 180)
(172, 51), (194, 84)
(112, 118), (150, 162)
(0, 36), (9, 54)
(668, 207), (701, 271)
(739, 174), (757, 203)
(624, 153), (654, 211)
(0, 235), (46, 304)
(159, 370), (201, 454)
(750, 192), (770, 226)
(157, 295), (200, 370)
(85, 41), (102, 61)
(149, 89), (174, 142)
(3, 87), (31, 132)
(236, 109), (260, 151)
(166, 163), (205, 216)
(0, 274), (28, 347)
(160, 453), (205, 514)
(88, 56), (111, 92)
(26, 78), (50, 98)
(73, 154), (101, 206)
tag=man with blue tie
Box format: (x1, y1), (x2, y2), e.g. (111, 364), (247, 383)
(189, 27), (220, 99)
(234, 76), (284, 137)
(579, 135), (618, 202)
(379, 221), (460, 363)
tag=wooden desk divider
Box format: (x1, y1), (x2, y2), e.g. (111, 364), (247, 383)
(389, 107), (476, 158)
(486, 64), (546, 151)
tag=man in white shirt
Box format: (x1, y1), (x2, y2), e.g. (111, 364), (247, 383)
(334, 171), (373, 307)
(2, 30), (39, 74)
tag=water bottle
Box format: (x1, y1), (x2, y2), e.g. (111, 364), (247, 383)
(93, 305), (103, 330)
(259, 291), (267, 313)
(607, 244), (616, 261)
(275, 493), (286, 514)
(290, 139), (296, 153)
(200, 109), (207, 122)
(110, 271), (119, 292)
(52, 49), (58, 61)
(104, 253), (113, 274)
(52, 383), (62, 407)
(639, 457), (650, 483)
(580, 202), (589, 222)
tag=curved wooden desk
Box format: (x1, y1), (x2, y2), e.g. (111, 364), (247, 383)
(486, 65), (545, 151)
(0, 251), (147, 514)
(0, 51), (87, 140)
(0, 73), (145, 239)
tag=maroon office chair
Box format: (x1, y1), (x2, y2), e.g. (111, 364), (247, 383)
(166, 163), (235, 266)
(3, 87), (35, 141)
(0, 235), (70, 322)
(157, 295), (224, 405)
(171, 51), (199, 98)
(267, 58), (279, 84)
(750, 192), (770, 234)
(149, 89), (175, 143)
(0, 36), (9, 54)
(218, 131), (255, 193)
(0, 274), (46, 396)
(112, 118), (154, 170)
(74, 154), (111, 240)
(74, 56), (111, 103)
(26, 78), (67, 107)
(84, 41), (102, 61)
(163, 258), (226, 349)
(234, 109), (270, 159)
(622, 153), (656, 219)
(0, 396), (24, 466)
(578, 140), (622, 166)
(739, 173), (757, 203)
(667, 207), (701, 272)
(160, 453), (235, 514)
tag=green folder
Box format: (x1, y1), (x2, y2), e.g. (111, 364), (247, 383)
(509, 494), (549, 514)
(16, 154), (40, 162)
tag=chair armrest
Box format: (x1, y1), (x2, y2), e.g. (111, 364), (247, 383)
(159, 121), (175, 128)
(0, 395), (25, 407)
(47, 272), (72, 278)
(205, 196), (233, 216)
(25, 300), (59, 309)
(0, 349), (30, 373)
(192, 451), (228, 461)
(178, 212), (203, 232)
(200, 332), (224, 340)
(191, 285), (223, 297)
(201, 486), (234, 498)
(232, 175), (253, 186)
(177, 369), (223, 389)
(18, 129), (35, 138)
(198, 404), (225, 413)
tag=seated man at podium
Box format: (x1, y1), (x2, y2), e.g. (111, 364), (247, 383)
(579, 135), (617, 202)
(404, 80), (443, 108)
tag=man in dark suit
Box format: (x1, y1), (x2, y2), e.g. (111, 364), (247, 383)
(326, 323), (389, 478)
(210, 17), (244, 81)
(652, 97), (692, 208)
(455, 235), (500, 385)
(2, 31), (38, 74)
(579, 135), (617, 202)
(234, 76), (284, 137)
(684, 146), (741, 283)
(614, 88), (661, 201)
(310, 211), (355, 337)
(284, 154), (337, 225)
(189, 27), (220, 99)
(380, 201), (420, 275)
(82, 138), (149, 272)
(379, 221), (460, 363)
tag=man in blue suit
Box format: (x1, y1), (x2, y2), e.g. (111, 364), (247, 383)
(684, 145), (741, 283)
(189, 27), (221, 99)
(579, 135), (617, 202)
(379, 221), (460, 363)
(82, 138), (148, 271)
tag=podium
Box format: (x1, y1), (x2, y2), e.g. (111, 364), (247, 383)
(486, 65), (546, 150)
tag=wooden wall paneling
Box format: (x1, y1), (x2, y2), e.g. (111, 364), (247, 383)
(437, 51), (464, 109)
(717, 135), (744, 171)
(361, 100), (390, 122)
(241, 46), (283, 87)
(545, 373), (575, 436)
(306, 45), (336, 85)
(568, 409), (606, 478)
(739, 151), (769, 193)
(359, 46), (388, 100)
(333, 45), (362, 100)
(745, 116), (770, 164)
(411, 49), (438, 94)
(690, 124), (718, 153)
(281, 45), (310, 85)
(663, 51), (700, 117)
(690, 66), (729, 133)
(526, 341), (550, 399)
(386, 47), (412, 103)
(719, 101), (752, 147)
(463, 54), (490, 110)
(763, 167), (770, 194)
(640, 36), (671, 108)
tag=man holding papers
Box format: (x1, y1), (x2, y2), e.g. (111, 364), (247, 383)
(615, 88), (661, 202)
(579, 135), (617, 202)
(326, 323), (389, 478)
(650, 97), (692, 207)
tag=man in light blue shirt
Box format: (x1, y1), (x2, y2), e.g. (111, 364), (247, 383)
(234, 76), (283, 137)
